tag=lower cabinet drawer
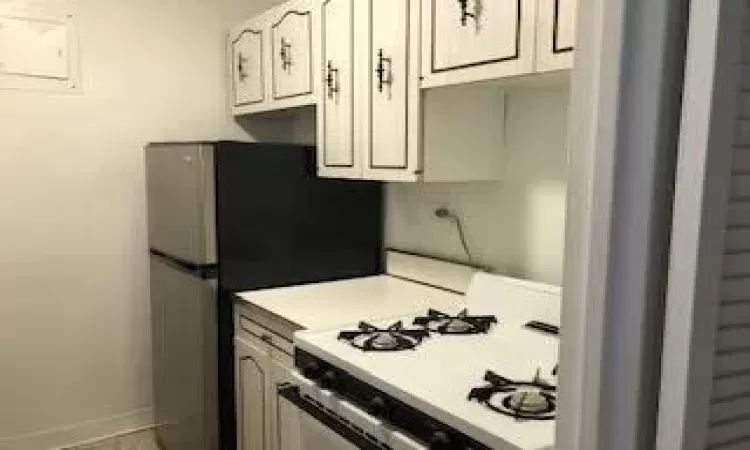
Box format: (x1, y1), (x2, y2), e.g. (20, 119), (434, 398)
(239, 315), (294, 355)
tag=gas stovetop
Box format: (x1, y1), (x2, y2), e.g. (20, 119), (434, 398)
(293, 273), (562, 450)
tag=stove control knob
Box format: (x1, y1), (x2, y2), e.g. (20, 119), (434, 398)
(302, 362), (321, 380)
(368, 396), (388, 418)
(428, 431), (451, 450)
(320, 370), (339, 390)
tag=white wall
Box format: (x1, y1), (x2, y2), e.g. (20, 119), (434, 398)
(0, 0), (286, 448)
(386, 87), (570, 285)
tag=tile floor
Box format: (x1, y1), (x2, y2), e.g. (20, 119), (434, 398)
(64, 429), (159, 450)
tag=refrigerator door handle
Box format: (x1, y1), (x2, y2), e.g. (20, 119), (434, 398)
(150, 248), (218, 279)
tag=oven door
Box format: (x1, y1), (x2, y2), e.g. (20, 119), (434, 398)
(278, 386), (369, 450)
(278, 385), (427, 450)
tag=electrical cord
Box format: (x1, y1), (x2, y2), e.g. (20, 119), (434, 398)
(435, 207), (475, 266)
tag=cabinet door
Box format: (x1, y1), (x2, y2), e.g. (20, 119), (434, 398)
(318, 0), (358, 178)
(422, 0), (535, 87)
(231, 27), (265, 107)
(272, 4), (313, 100)
(235, 338), (270, 450)
(536, 0), (577, 71)
(366, 0), (411, 175)
(270, 353), (299, 450)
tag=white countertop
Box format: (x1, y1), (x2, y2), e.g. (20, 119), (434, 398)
(235, 275), (466, 329)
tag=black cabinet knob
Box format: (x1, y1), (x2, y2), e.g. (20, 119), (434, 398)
(303, 362), (321, 379)
(368, 396), (388, 417)
(429, 431), (451, 450)
(320, 370), (338, 390)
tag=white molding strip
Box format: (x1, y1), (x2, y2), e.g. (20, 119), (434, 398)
(0, 408), (154, 450)
(558, 0), (692, 448)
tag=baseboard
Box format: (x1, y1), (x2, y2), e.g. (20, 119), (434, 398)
(0, 408), (154, 450)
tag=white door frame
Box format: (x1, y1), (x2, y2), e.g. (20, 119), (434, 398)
(557, 0), (691, 448)
(656, 2), (745, 450)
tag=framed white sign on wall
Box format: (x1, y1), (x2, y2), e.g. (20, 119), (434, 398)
(0, 2), (80, 92)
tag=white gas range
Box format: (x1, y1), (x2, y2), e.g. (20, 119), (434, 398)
(281, 273), (562, 450)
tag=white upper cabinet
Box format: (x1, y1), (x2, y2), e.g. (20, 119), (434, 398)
(230, 0), (318, 116)
(229, 0), (576, 181)
(231, 25), (265, 108)
(366, 0), (412, 176)
(317, 0), (506, 182)
(536, 0), (577, 72)
(421, 0), (536, 88)
(229, 0), (577, 113)
(318, 0), (358, 179)
(271, 2), (313, 100)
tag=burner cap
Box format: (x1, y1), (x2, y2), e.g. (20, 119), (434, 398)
(505, 389), (551, 414)
(370, 333), (400, 350)
(443, 318), (475, 333)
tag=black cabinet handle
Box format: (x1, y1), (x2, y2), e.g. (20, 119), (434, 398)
(375, 49), (392, 93)
(326, 60), (339, 99)
(237, 52), (249, 81)
(280, 37), (292, 70)
(457, 0), (477, 26)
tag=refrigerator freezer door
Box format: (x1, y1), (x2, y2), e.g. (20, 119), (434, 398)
(151, 255), (218, 450)
(146, 143), (217, 265)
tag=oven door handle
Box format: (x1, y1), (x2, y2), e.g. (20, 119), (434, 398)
(278, 385), (383, 450)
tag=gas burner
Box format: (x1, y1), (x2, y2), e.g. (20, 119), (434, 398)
(468, 370), (557, 421)
(413, 309), (498, 335)
(337, 321), (430, 352)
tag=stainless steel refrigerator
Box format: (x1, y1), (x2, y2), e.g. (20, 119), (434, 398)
(145, 141), (383, 450)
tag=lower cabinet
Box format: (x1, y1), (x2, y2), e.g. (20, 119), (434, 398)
(235, 317), (301, 450)
(235, 337), (271, 450)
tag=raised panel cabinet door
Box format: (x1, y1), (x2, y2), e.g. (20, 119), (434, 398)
(272, 6), (313, 100)
(368, 0), (410, 172)
(232, 28), (265, 107)
(430, 0), (521, 73)
(536, 0), (577, 71)
(235, 338), (270, 450)
(320, 0), (355, 172)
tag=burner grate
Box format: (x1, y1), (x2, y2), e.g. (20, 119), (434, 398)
(413, 309), (498, 335)
(468, 370), (557, 421)
(337, 321), (430, 352)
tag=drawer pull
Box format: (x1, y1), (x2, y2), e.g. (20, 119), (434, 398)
(261, 334), (273, 343)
